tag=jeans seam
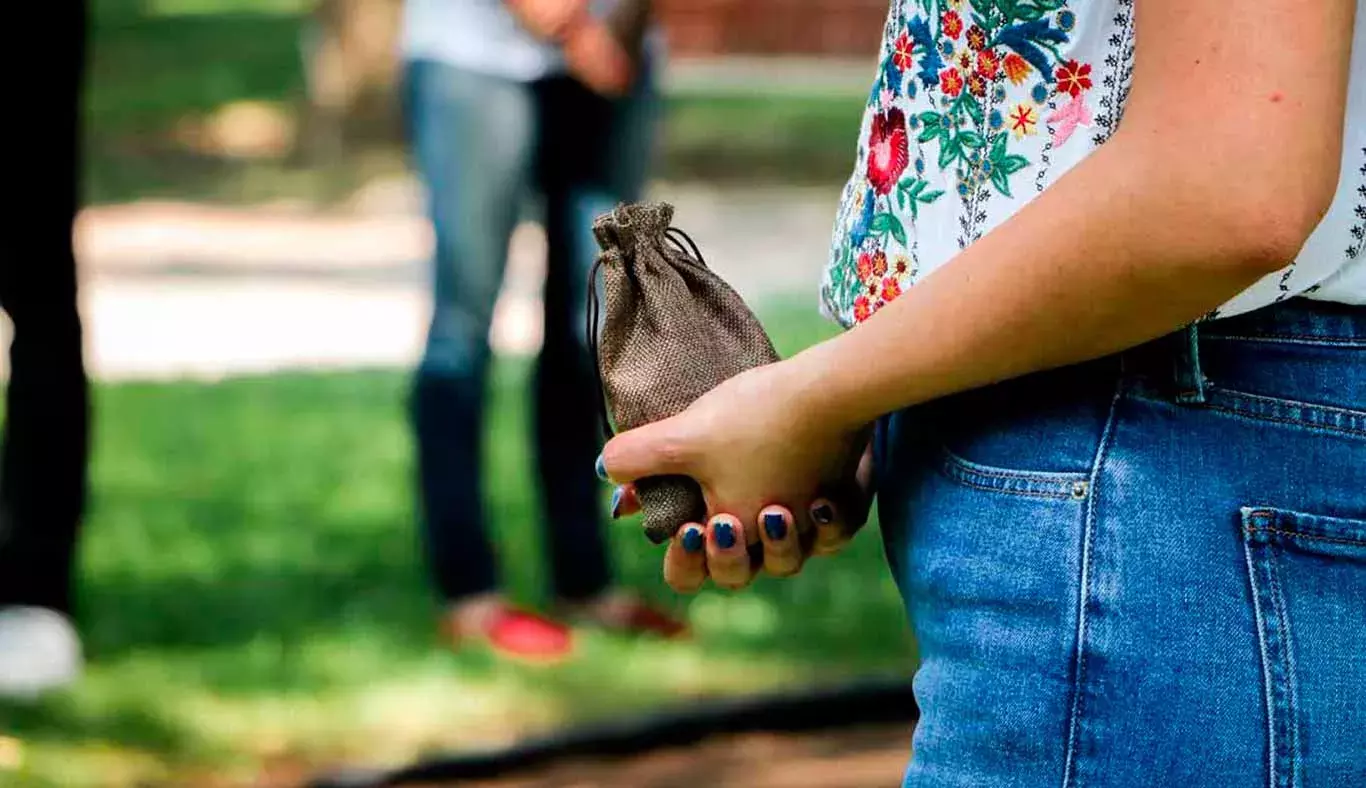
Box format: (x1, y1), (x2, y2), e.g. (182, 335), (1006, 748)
(1266, 543), (1301, 788)
(1061, 377), (1123, 788)
(1244, 527), (1366, 548)
(1203, 392), (1366, 440)
(1242, 532), (1280, 788)
(936, 447), (1089, 500)
(1200, 334), (1366, 348)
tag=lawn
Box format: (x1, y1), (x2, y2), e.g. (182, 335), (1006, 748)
(0, 306), (914, 787)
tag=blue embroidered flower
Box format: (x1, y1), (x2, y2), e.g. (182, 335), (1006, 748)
(909, 114), (922, 131)
(1031, 83), (1050, 103)
(992, 84), (1007, 104)
(988, 109), (1005, 131)
(940, 40), (955, 59)
(1057, 10), (1077, 32)
(956, 181), (971, 198)
(909, 17), (944, 89)
(908, 80), (919, 99)
(849, 186), (876, 248)
(914, 157), (926, 176)
(981, 159), (995, 175)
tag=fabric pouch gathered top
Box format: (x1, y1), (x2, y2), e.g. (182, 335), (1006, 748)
(588, 202), (780, 544)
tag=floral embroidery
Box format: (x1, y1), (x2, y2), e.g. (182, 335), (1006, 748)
(1046, 93), (1092, 147)
(823, 0), (1106, 326)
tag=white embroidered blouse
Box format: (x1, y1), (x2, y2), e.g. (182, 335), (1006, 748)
(821, 0), (1366, 327)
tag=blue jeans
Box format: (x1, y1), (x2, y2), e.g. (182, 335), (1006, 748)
(403, 59), (656, 604)
(875, 299), (1366, 787)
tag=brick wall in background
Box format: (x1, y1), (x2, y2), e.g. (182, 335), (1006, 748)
(657, 0), (888, 57)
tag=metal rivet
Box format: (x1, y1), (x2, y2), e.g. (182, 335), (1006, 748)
(1071, 481), (1089, 500)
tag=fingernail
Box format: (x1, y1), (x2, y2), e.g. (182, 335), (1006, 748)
(610, 486), (624, 519)
(682, 526), (704, 553)
(812, 503), (835, 525)
(595, 454), (608, 481)
(713, 520), (737, 550)
(763, 512), (788, 540)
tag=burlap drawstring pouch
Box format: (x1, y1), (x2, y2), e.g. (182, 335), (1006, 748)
(588, 202), (780, 544)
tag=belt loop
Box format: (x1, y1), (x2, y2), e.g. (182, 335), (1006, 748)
(1173, 322), (1208, 405)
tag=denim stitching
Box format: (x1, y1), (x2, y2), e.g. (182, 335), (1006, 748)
(1061, 377), (1123, 788)
(1203, 389), (1366, 440)
(936, 446), (1089, 500)
(1266, 542), (1301, 788)
(1244, 528), (1366, 548)
(1201, 334), (1366, 348)
(1241, 529), (1279, 788)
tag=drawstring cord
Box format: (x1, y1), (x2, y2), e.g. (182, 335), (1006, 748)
(586, 225), (709, 440)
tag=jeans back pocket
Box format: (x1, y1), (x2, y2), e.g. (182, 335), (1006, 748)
(1239, 507), (1366, 788)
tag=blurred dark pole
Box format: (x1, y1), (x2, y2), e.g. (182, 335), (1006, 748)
(0, 0), (90, 616)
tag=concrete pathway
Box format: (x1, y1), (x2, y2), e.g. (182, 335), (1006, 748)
(16, 180), (841, 382)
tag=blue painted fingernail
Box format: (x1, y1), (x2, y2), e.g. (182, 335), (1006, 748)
(713, 520), (737, 550)
(595, 454), (608, 481)
(812, 503), (835, 525)
(610, 486), (624, 519)
(763, 512), (788, 540)
(682, 526), (704, 553)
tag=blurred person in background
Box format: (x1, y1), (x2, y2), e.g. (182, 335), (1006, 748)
(401, 0), (684, 662)
(0, 0), (90, 698)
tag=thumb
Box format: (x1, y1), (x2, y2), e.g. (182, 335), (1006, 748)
(600, 417), (695, 484)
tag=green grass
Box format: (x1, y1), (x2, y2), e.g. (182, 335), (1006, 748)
(0, 306), (912, 787)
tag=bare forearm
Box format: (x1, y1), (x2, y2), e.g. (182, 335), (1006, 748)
(795, 131), (1324, 430)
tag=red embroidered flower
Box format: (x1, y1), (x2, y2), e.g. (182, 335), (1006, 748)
(865, 108), (910, 195)
(1055, 59), (1093, 97)
(853, 295), (873, 322)
(894, 256), (909, 275)
(1003, 53), (1031, 85)
(940, 68), (965, 97)
(958, 51), (972, 71)
(892, 32), (915, 71)
(857, 251), (874, 282)
(966, 25), (987, 52)
(968, 73), (988, 98)
(871, 250), (888, 278)
(976, 49), (1001, 80)
(941, 10), (963, 39)
(881, 276), (903, 303)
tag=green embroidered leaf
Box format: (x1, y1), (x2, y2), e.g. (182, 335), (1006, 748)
(898, 177), (915, 191)
(895, 188), (907, 211)
(999, 154), (1030, 175)
(918, 189), (945, 204)
(908, 179), (927, 197)
(991, 169), (1013, 197)
(938, 136), (961, 169)
(869, 213), (893, 234)
(963, 96), (985, 126)
(919, 111), (943, 130)
(990, 134), (1008, 164)
(958, 131), (986, 150)
(886, 213), (908, 247)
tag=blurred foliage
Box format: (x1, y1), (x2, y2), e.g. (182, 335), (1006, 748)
(0, 305), (911, 787)
(85, 0), (865, 204)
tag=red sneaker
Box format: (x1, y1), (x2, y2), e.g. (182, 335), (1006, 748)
(444, 603), (575, 664)
(482, 607), (575, 663)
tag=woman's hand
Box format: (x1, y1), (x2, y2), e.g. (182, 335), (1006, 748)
(599, 359), (874, 591)
(611, 442), (874, 592)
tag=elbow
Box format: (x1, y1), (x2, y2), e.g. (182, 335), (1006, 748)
(1222, 172), (1338, 276)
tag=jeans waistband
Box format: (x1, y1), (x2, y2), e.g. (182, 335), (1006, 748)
(1123, 299), (1366, 404)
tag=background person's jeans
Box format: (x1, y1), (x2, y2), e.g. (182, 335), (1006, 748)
(875, 299), (1366, 787)
(404, 59), (656, 605)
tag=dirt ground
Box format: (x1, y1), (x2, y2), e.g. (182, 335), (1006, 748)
(412, 724), (911, 788)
